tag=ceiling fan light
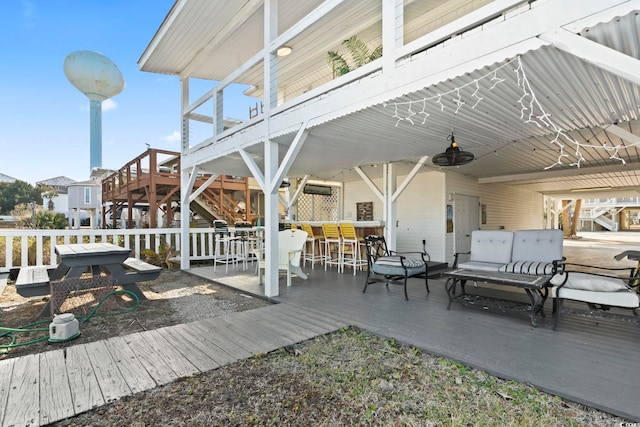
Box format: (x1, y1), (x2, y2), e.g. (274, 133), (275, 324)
(432, 132), (475, 166)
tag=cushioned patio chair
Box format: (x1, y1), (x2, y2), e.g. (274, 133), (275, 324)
(362, 235), (429, 300)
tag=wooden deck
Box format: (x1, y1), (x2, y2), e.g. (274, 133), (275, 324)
(190, 264), (640, 422)
(0, 304), (347, 427)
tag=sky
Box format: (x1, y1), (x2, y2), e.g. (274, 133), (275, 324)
(0, 1), (254, 186)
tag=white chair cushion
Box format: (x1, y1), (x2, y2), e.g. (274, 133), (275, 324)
(512, 229), (563, 263)
(550, 272), (630, 292)
(552, 286), (639, 308)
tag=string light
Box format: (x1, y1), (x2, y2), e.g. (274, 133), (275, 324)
(387, 55), (639, 169)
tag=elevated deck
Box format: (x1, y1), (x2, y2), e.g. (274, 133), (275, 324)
(101, 148), (251, 227)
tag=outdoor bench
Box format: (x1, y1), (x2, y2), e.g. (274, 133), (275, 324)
(453, 229), (564, 274)
(15, 266), (56, 297)
(123, 257), (163, 276)
(449, 229), (564, 325)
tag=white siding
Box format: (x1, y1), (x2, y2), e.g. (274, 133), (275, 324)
(396, 171), (446, 260)
(343, 170), (447, 262)
(445, 170), (544, 264)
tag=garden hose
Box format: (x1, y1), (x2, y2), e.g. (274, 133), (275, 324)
(0, 289), (140, 353)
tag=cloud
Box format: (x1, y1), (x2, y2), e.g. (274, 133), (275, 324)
(102, 99), (117, 111)
(163, 131), (181, 144)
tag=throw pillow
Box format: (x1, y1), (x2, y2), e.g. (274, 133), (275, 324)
(499, 261), (554, 275)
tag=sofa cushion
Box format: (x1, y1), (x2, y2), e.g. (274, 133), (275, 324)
(550, 272), (630, 292)
(512, 229), (563, 263)
(499, 261), (554, 275)
(468, 230), (514, 265)
(458, 261), (506, 271)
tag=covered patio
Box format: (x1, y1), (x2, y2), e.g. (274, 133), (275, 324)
(188, 235), (640, 421)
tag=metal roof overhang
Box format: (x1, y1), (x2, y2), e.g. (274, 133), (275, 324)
(140, 1), (640, 198)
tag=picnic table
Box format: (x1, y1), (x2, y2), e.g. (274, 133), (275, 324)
(15, 243), (161, 317)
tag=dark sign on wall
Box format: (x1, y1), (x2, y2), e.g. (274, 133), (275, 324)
(356, 202), (373, 221)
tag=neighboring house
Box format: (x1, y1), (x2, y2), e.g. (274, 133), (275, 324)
(36, 176), (76, 216)
(67, 179), (101, 229)
(0, 173), (17, 184)
(140, 0), (640, 296)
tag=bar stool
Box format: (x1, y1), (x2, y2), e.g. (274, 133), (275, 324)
(213, 222), (239, 273)
(322, 223), (342, 272)
(339, 222), (367, 275)
(301, 223), (324, 269)
(232, 228), (251, 271)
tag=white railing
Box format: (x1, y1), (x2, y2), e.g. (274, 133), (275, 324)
(0, 228), (218, 273)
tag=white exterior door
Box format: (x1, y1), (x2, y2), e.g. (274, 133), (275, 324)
(454, 194), (480, 257)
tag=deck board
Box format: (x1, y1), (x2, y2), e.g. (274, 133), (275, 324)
(183, 321), (245, 365)
(123, 332), (181, 386)
(65, 345), (105, 414)
(139, 329), (200, 378)
(103, 336), (157, 394)
(3, 354), (39, 427)
(194, 318), (259, 358)
(215, 312), (294, 353)
(0, 358), (14, 426)
(160, 324), (222, 372)
(84, 340), (132, 404)
(38, 349), (74, 425)
(241, 308), (322, 342)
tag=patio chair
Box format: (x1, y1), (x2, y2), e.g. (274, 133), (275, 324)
(256, 229), (308, 287)
(363, 235), (429, 300)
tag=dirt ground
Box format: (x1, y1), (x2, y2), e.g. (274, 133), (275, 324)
(0, 270), (271, 360)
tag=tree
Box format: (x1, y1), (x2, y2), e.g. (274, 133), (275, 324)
(327, 35), (383, 78)
(0, 180), (41, 215)
(35, 211), (68, 229)
(569, 199), (582, 237)
(41, 187), (59, 211)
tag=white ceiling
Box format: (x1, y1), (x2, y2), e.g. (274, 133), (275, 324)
(140, 1), (640, 198)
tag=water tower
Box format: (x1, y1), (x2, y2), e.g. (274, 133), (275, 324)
(64, 50), (124, 175)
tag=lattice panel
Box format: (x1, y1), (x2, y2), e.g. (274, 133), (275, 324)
(50, 275), (117, 317)
(297, 187), (340, 221)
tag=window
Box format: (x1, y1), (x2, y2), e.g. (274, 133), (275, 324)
(84, 187), (91, 205)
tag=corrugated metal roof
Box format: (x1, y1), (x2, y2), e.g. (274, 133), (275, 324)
(143, 1), (640, 196)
